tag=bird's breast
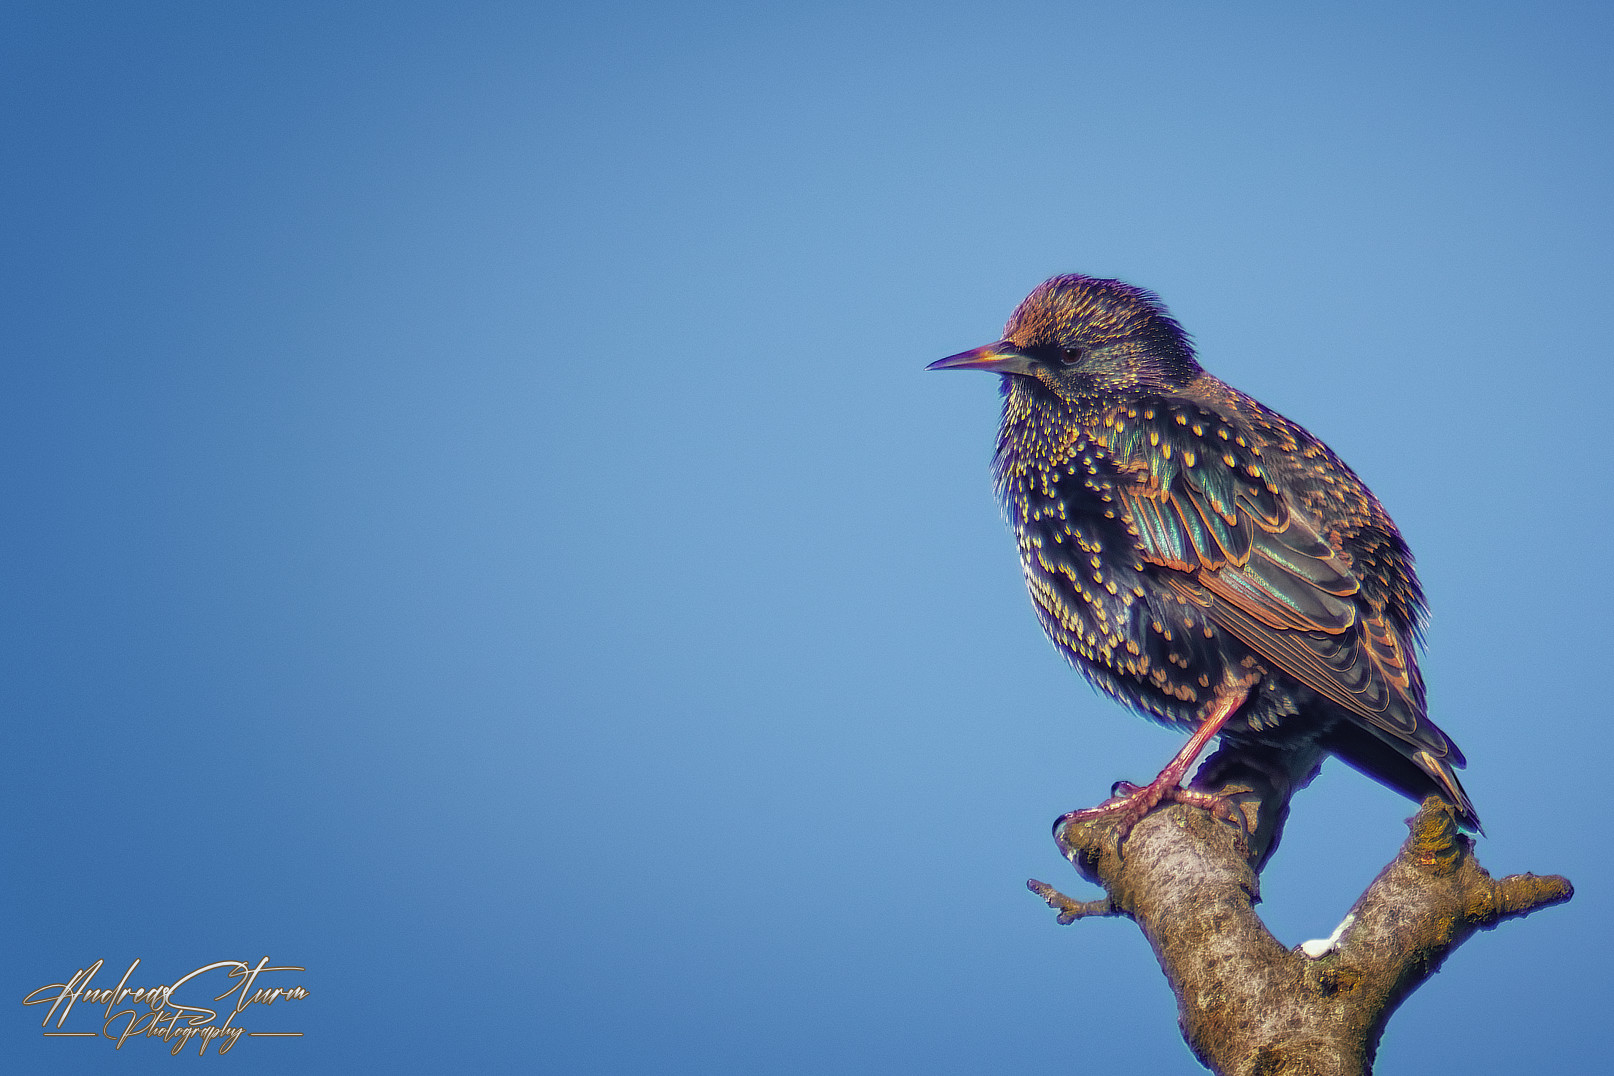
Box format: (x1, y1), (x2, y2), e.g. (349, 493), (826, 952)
(998, 433), (1149, 651)
(995, 419), (1254, 729)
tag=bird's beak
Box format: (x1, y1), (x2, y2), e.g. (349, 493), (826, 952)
(926, 341), (1038, 376)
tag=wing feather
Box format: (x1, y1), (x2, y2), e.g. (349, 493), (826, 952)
(1109, 400), (1439, 750)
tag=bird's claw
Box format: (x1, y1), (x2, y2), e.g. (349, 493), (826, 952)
(1054, 780), (1246, 857)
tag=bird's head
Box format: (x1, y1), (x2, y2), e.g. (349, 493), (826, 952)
(929, 275), (1201, 400)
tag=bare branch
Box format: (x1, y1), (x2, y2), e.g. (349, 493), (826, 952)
(1035, 797), (1572, 1076)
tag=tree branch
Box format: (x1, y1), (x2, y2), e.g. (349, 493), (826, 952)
(1028, 795), (1572, 1075)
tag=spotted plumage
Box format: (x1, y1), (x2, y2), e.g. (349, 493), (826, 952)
(931, 274), (1478, 831)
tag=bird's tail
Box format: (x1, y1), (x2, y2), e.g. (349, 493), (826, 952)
(1410, 748), (1482, 834)
(1322, 721), (1483, 833)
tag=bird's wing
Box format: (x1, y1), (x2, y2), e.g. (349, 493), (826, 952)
(1103, 399), (1440, 753)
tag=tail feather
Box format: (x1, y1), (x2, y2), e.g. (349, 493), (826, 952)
(1321, 719), (1482, 833)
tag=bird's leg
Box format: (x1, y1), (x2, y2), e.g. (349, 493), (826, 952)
(1056, 684), (1251, 849)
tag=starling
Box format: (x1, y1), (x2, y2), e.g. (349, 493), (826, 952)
(930, 274), (1479, 837)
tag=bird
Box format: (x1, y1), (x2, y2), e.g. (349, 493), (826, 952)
(929, 274), (1478, 841)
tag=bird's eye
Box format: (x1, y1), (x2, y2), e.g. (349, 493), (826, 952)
(1059, 347), (1085, 366)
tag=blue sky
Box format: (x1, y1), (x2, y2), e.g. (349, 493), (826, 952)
(4, 3), (1611, 1072)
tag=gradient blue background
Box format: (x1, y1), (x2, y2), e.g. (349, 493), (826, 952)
(4, 3), (1610, 1072)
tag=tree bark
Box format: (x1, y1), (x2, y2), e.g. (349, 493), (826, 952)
(1027, 774), (1572, 1076)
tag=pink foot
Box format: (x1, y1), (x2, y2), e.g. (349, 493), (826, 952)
(1055, 682), (1254, 854)
(1054, 777), (1244, 853)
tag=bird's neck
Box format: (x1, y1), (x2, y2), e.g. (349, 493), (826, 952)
(994, 379), (1097, 479)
